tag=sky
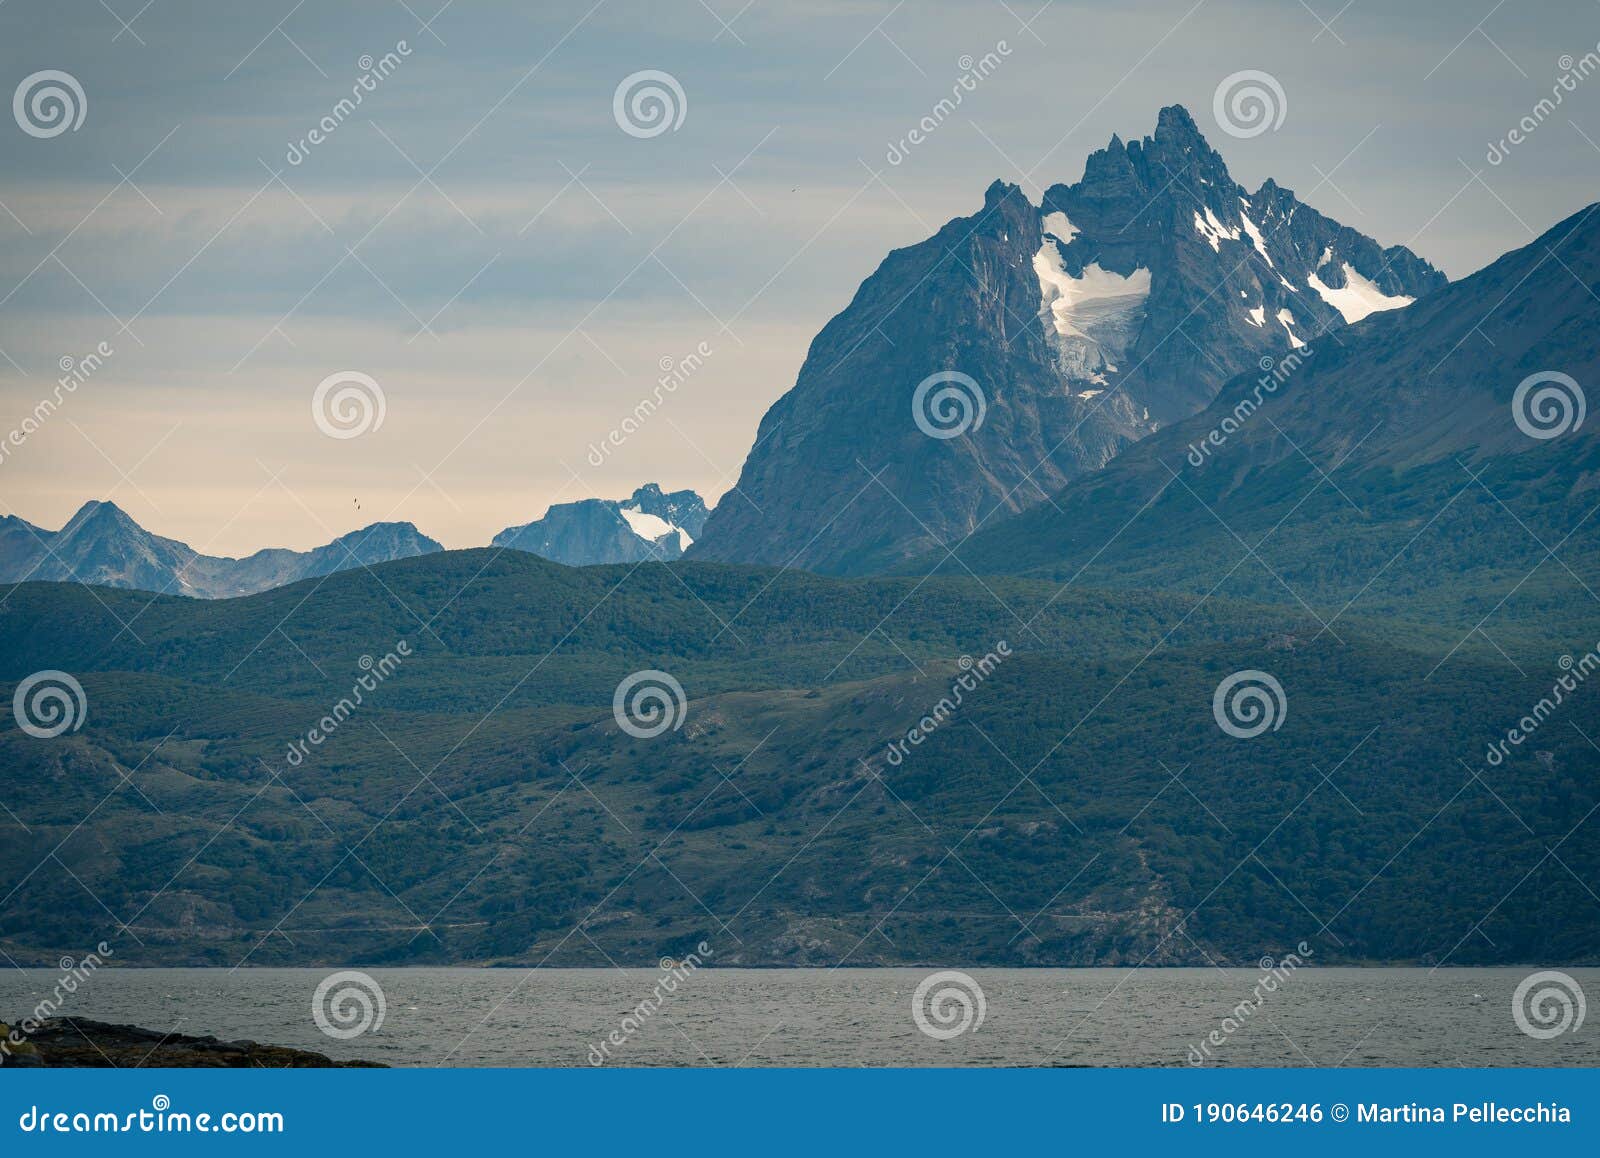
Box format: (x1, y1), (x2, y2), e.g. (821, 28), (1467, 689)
(3, 0), (1600, 553)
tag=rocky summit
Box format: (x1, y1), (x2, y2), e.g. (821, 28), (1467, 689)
(690, 104), (1445, 575)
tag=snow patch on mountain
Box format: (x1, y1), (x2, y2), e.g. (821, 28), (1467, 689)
(1239, 210), (1273, 267)
(619, 503), (693, 550)
(1307, 263), (1415, 324)
(1041, 210), (1078, 243)
(1277, 308), (1306, 348)
(1193, 206), (1241, 251)
(1033, 228), (1151, 381)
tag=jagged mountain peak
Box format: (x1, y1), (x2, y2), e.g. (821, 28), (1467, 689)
(1155, 101), (1201, 132)
(691, 105), (1448, 575)
(981, 177), (1028, 210)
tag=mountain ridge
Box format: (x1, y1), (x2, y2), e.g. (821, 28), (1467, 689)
(0, 501), (443, 599)
(0, 482), (713, 598)
(915, 198), (1600, 617)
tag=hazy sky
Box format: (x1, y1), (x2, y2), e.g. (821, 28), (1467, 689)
(3, 0), (1600, 553)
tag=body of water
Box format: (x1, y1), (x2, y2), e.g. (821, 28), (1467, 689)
(2, 967), (1594, 1067)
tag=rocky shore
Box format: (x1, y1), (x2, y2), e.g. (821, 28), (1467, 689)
(1, 1018), (384, 1067)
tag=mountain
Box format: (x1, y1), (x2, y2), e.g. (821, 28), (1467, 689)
(0, 500), (443, 598)
(690, 104), (1446, 575)
(492, 483), (708, 565)
(927, 199), (1600, 622)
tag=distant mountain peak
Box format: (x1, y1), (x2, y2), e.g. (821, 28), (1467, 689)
(61, 499), (139, 532)
(493, 484), (709, 567)
(0, 507), (442, 598)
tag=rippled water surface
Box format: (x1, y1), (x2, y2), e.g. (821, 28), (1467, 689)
(3, 967), (1594, 1067)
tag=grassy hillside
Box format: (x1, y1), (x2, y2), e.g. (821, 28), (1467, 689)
(2, 554), (1596, 968)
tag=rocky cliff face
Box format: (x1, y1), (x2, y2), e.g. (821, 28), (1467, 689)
(690, 105), (1446, 575)
(492, 483), (708, 565)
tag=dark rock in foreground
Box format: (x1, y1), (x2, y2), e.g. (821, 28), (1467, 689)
(1, 1018), (384, 1068)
